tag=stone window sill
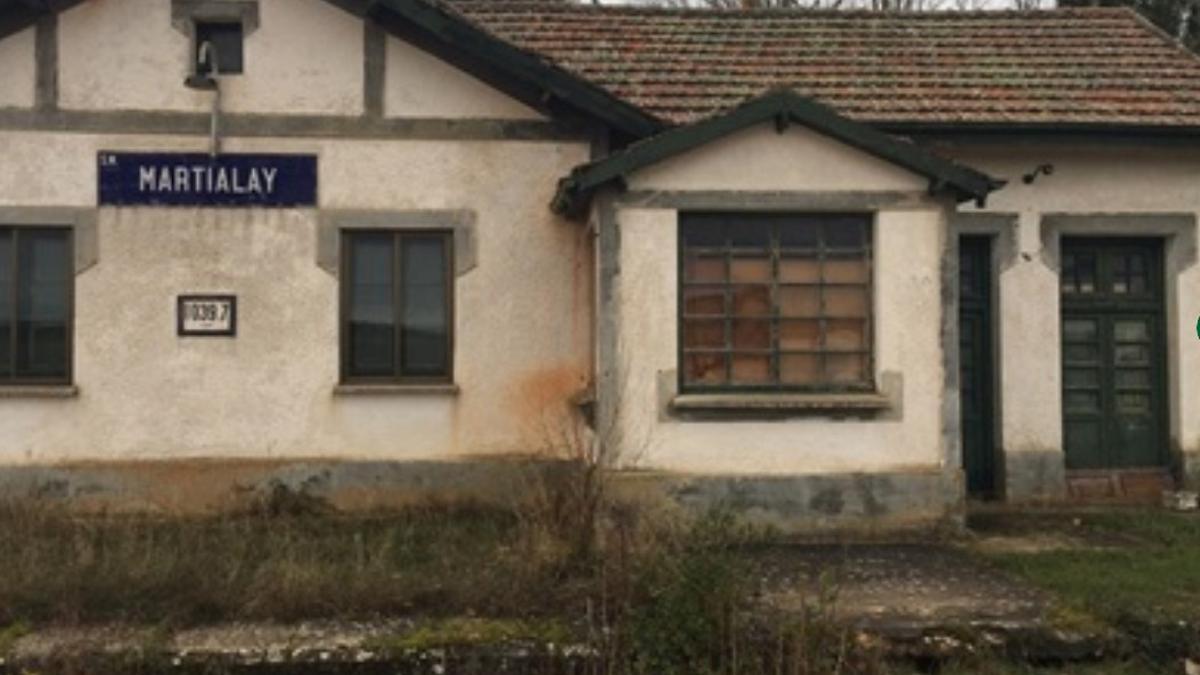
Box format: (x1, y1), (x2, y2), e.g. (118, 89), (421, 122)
(333, 383), (460, 397)
(670, 392), (889, 419)
(0, 384), (79, 399)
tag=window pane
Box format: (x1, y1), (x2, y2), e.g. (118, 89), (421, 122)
(779, 286), (820, 317)
(779, 255), (819, 283)
(826, 319), (867, 351)
(779, 320), (820, 350)
(0, 230), (11, 377)
(731, 285), (770, 316)
(824, 221), (866, 249)
(729, 222), (770, 248)
(16, 230), (69, 378)
(682, 220), (724, 248)
(826, 353), (868, 385)
(347, 233), (395, 377)
(823, 257), (868, 284)
(780, 354), (820, 385)
(823, 287), (868, 318)
(685, 254), (725, 283)
(731, 354), (770, 384)
(684, 353), (726, 385)
(730, 256), (770, 283)
(731, 319), (770, 350)
(402, 237), (448, 377)
(683, 319), (724, 349)
(196, 22), (244, 74)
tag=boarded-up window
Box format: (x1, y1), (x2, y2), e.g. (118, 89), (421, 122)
(680, 213), (872, 391)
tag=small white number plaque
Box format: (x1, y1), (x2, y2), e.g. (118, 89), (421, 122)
(178, 295), (237, 336)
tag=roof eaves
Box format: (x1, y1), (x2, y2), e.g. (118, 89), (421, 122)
(553, 89), (1001, 217)
(363, 0), (666, 138)
(0, 0), (83, 40)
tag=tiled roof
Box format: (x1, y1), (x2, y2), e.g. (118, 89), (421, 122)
(449, 2), (1200, 129)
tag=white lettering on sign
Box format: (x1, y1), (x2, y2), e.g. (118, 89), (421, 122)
(138, 165), (281, 197)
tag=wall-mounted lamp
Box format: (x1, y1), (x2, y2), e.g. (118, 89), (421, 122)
(184, 41), (222, 157)
(1022, 163), (1054, 185)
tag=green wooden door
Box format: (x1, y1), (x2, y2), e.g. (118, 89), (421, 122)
(1061, 239), (1167, 470)
(959, 236), (995, 497)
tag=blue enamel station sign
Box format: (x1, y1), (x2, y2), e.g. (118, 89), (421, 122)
(98, 152), (317, 207)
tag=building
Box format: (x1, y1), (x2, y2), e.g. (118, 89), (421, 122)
(0, 0), (1198, 528)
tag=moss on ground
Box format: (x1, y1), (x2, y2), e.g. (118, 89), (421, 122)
(366, 617), (575, 653)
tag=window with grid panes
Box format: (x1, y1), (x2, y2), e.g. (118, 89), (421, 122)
(679, 213), (873, 391)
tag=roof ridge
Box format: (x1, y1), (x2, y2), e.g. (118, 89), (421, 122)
(1116, 4), (1200, 68)
(451, 1), (1134, 20)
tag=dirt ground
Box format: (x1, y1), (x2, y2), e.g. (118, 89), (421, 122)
(755, 543), (1050, 632)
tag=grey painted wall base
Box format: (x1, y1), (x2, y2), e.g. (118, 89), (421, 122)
(622, 470), (963, 534)
(1004, 450), (1068, 502)
(1181, 452), (1200, 490)
(0, 459), (962, 532)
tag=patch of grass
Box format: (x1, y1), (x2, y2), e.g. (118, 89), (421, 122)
(0, 620), (30, 658)
(367, 617), (574, 653)
(934, 659), (1177, 675)
(975, 509), (1200, 662)
(0, 498), (568, 626)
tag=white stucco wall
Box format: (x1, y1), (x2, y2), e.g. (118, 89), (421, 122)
(628, 125), (927, 193)
(951, 143), (1200, 478)
(53, 0), (542, 119)
(610, 123), (949, 477)
(58, 0), (363, 115)
(383, 36), (543, 120)
(0, 26), (35, 109)
(0, 130), (592, 462)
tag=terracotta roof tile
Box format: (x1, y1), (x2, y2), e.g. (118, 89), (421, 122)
(449, 2), (1200, 128)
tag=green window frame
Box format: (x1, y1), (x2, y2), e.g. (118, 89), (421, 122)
(679, 212), (873, 393)
(340, 230), (454, 384)
(0, 226), (73, 385)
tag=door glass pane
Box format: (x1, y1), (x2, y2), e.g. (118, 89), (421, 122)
(16, 230), (68, 378)
(401, 237), (448, 376)
(1065, 390), (1100, 412)
(1114, 320), (1149, 342)
(1116, 392), (1150, 413)
(1064, 368), (1099, 388)
(1062, 319), (1097, 342)
(0, 231), (11, 377)
(1114, 344), (1149, 365)
(347, 233), (395, 377)
(1064, 343), (1099, 364)
(1115, 369), (1151, 389)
